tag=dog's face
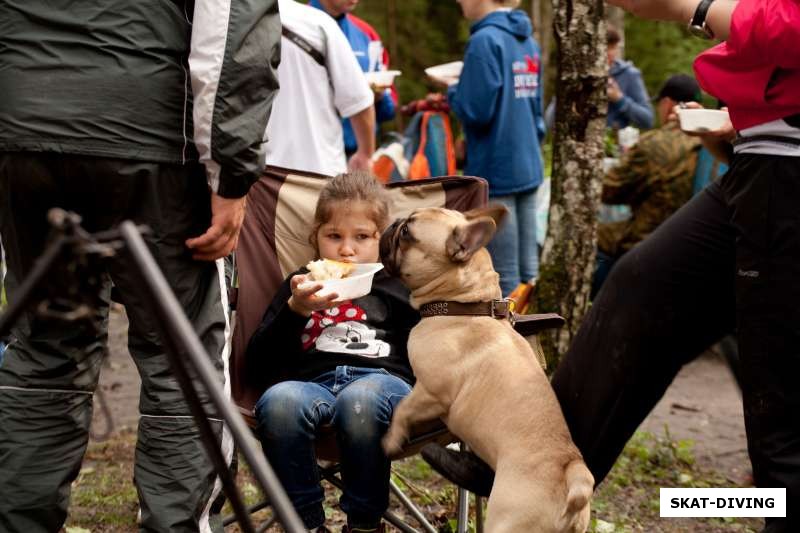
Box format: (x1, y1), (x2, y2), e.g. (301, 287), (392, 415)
(379, 206), (507, 291)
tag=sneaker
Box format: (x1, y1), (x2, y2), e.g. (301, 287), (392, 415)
(420, 443), (495, 497)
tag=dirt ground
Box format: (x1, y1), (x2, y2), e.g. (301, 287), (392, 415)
(86, 305), (756, 531)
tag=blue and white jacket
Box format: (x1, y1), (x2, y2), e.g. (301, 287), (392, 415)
(448, 10), (545, 197)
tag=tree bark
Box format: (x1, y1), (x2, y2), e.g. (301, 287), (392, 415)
(532, 0), (555, 102)
(534, 0), (606, 369)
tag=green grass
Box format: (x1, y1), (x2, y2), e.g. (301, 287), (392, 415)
(66, 430), (139, 532)
(67, 427), (763, 532)
(589, 428), (761, 533)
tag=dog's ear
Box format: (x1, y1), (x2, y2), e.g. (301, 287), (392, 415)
(446, 216), (498, 262)
(463, 204), (508, 229)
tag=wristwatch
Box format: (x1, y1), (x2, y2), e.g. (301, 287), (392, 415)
(688, 0), (716, 39)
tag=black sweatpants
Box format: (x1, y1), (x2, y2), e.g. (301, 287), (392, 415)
(0, 153), (232, 533)
(552, 153), (800, 532)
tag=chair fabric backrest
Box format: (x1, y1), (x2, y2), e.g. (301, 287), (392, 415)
(231, 166), (488, 414)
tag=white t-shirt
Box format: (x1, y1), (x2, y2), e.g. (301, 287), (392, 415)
(736, 118), (800, 157)
(264, 0), (373, 175)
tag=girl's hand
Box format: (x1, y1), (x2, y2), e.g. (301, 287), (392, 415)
(288, 274), (339, 317)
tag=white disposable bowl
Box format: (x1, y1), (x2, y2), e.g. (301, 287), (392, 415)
(677, 109), (730, 132)
(364, 70), (401, 87)
(424, 61), (463, 84)
(303, 263), (384, 300)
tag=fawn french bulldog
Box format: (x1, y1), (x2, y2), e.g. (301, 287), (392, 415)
(380, 206), (593, 533)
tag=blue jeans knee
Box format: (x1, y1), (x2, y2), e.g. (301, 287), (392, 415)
(332, 370), (411, 529)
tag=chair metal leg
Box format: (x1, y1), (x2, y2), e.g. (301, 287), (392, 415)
(388, 478), (437, 533)
(382, 510), (421, 533)
(475, 495), (484, 533)
(455, 486), (469, 533)
(255, 516), (277, 533)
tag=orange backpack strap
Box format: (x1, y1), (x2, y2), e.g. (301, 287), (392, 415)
(408, 112), (432, 180)
(441, 113), (457, 175)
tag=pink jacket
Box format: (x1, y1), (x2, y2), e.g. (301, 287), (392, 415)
(693, 0), (800, 130)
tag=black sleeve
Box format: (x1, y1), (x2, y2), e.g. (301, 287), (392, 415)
(245, 273), (308, 383)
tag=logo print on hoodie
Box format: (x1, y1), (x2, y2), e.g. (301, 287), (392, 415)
(512, 54), (539, 99)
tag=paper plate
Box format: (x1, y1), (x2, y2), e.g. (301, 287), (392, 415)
(424, 61), (463, 85)
(677, 109), (730, 133)
(364, 70), (401, 87)
(301, 263), (384, 300)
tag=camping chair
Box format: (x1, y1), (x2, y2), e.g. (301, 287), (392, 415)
(227, 166), (490, 532)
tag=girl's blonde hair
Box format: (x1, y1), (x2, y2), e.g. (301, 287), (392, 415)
(309, 171), (391, 252)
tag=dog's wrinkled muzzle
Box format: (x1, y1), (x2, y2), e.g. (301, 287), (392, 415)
(380, 219), (403, 277)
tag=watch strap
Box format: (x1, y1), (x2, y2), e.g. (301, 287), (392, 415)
(689, 0), (716, 39)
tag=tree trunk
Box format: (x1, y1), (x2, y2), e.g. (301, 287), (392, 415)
(532, 0), (554, 102)
(534, 0), (606, 369)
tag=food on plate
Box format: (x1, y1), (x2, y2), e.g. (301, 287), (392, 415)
(306, 259), (356, 281)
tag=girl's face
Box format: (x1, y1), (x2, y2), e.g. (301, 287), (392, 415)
(316, 200), (381, 264)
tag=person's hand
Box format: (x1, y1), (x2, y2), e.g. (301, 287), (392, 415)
(606, 0), (697, 23)
(185, 193), (247, 261)
(607, 77), (623, 103)
(348, 150), (373, 172)
(288, 274), (339, 316)
(673, 103), (736, 142)
(370, 84), (389, 100)
(666, 101), (703, 126)
(668, 100), (704, 122)
(428, 74), (458, 88)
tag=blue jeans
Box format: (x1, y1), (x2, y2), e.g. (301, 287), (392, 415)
(254, 366), (411, 530)
(486, 188), (540, 296)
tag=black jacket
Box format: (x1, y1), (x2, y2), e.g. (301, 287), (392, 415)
(0, 0), (281, 198)
(246, 269), (418, 390)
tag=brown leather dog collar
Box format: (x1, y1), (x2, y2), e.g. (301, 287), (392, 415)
(420, 299), (513, 320)
(419, 299), (566, 336)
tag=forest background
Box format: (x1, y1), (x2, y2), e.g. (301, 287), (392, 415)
(356, 1), (712, 135)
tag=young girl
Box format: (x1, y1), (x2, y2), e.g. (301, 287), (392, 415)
(448, 0), (546, 296)
(246, 172), (417, 533)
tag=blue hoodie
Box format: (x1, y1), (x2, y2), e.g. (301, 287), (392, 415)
(448, 10), (545, 197)
(608, 59), (653, 129)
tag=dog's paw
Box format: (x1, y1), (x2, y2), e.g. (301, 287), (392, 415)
(382, 432), (406, 458)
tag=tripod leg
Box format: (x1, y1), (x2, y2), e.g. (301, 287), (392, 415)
(119, 222), (306, 533)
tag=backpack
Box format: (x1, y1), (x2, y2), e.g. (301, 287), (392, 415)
(372, 110), (456, 183)
(692, 146), (728, 195)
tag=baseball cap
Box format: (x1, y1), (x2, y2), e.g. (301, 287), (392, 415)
(654, 74), (702, 103)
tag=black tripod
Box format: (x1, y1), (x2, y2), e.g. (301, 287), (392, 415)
(0, 209), (305, 533)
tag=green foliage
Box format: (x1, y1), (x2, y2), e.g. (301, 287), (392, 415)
(624, 16), (714, 103)
(354, 1), (534, 106)
(355, 1), (467, 105)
